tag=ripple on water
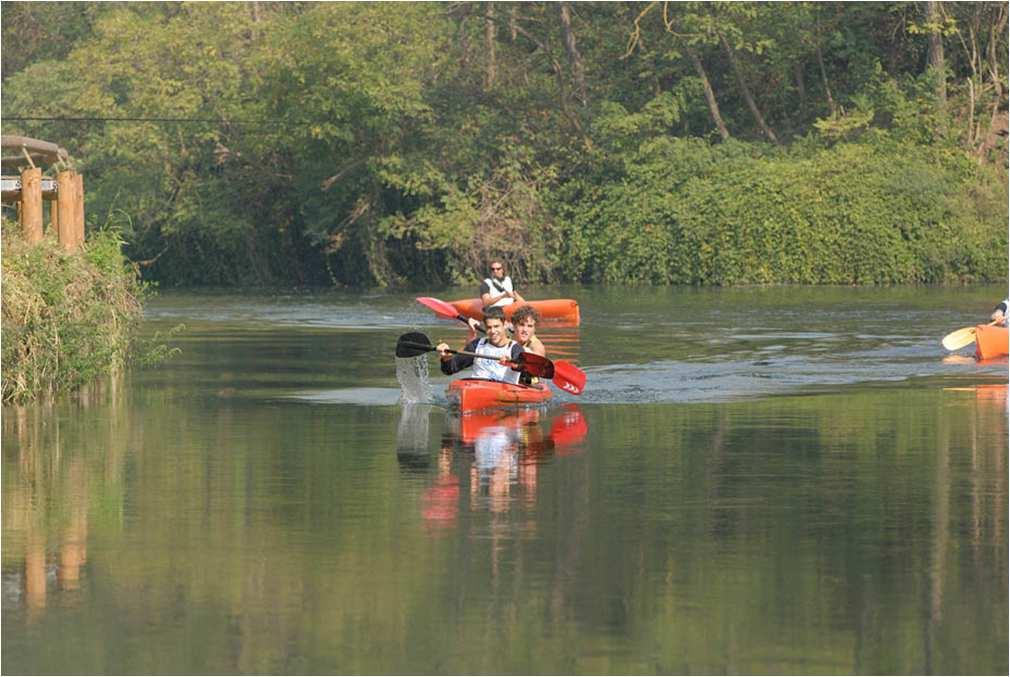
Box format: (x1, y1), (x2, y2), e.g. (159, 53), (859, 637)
(575, 352), (1007, 404)
(284, 387), (403, 406)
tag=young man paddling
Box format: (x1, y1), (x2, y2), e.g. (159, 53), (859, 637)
(480, 260), (525, 309)
(437, 306), (524, 384)
(512, 305), (545, 385)
(512, 305), (545, 357)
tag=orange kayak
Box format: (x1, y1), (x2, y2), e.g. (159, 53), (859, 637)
(448, 298), (580, 325)
(447, 378), (551, 413)
(975, 324), (1009, 360)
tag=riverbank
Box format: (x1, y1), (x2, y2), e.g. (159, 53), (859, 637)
(2, 223), (145, 403)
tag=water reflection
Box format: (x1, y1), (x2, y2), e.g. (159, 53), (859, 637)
(535, 325), (581, 360)
(396, 405), (588, 529)
(3, 382), (125, 621)
(3, 306), (1007, 675)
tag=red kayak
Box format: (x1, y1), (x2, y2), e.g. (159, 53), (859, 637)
(447, 378), (552, 413)
(975, 324), (1009, 360)
(448, 298), (580, 325)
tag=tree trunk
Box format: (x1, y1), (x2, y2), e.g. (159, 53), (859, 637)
(484, 2), (496, 90)
(718, 32), (779, 144)
(927, 0), (947, 105)
(559, 2), (587, 106)
(815, 43), (837, 115)
(249, 1), (260, 41)
(794, 62), (807, 110)
(456, 4), (472, 69)
(686, 47), (731, 141)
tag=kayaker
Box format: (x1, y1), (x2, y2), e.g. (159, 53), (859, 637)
(511, 304), (545, 387)
(990, 298), (1008, 326)
(436, 306), (524, 384)
(480, 260), (525, 309)
(512, 305), (545, 357)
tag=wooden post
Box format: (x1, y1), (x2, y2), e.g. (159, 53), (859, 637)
(56, 170), (78, 252)
(20, 168), (44, 244)
(73, 173), (85, 247)
(25, 533), (47, 612)
(48, 196), (59, 236)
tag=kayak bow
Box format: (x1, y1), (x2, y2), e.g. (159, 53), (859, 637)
(975, 324), (1009, 360)
(447, 378), (552, 413)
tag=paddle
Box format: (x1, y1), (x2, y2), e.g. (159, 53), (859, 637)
(942, 320), (997, 351)
(416, 297), (485, 334)
(396, 332), (554, 378)
(551, 359), (587, 395)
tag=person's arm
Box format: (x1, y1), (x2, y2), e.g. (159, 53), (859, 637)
(503, 277), (524, 303)
(507, 343), (525, 368)
(480, 280), (510, 306)
(466, 317), (482, 340)
(439, 338), (479, 375)
(525, 336), (546, 357)
(992, 299), (1009, 325)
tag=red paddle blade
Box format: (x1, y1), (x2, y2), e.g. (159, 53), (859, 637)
(416, 296), (460, 321)
(552, 360), (586, 395)
(549, 405), (588, 448)
(519, 353), (554, 379)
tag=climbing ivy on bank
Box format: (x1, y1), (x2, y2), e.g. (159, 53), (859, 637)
(554, 137), (1007, 285)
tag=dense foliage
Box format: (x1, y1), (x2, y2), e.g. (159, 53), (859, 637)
(1, 223), (146, 402)
(2, 2), (1006, 286)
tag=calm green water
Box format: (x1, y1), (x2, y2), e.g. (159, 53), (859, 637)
(3, 285), (1007, 674)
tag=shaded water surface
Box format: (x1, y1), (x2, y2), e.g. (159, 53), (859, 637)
(3, 286), (1007, 674)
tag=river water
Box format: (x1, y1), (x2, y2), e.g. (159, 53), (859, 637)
(3, 285), (1007, 674)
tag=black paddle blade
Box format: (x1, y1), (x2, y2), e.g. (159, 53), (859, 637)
(518, 352), (554, 379)
(396, 332), (433, 358)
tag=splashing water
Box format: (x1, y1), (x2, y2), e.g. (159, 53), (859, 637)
(396, 403), (434, 460)
(395, 355), (433, 404)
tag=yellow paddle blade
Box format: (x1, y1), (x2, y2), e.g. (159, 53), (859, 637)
(941, 325), (977, 351)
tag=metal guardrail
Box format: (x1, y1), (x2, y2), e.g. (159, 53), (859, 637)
(1, 176), (59, 199)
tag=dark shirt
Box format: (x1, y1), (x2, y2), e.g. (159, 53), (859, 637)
(440, 338), (524, 376)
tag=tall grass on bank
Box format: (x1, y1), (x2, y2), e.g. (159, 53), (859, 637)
(2, 222), (145, 403)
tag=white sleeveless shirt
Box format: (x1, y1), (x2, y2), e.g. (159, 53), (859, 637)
(472, 337), (522, 384)
(484, 276), (515, 307)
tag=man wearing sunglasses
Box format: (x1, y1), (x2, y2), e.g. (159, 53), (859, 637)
(480, 260), (525, 309)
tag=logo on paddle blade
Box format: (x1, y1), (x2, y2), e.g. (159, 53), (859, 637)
(561, 382), (579, 393)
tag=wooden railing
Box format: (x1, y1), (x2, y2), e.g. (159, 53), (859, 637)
(1, 136), (84, 251)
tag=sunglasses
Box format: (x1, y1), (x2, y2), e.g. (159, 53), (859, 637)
(491, 266), (503, 271)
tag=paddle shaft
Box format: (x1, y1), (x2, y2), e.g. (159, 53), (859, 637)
(415, 297), (486, 333)
(399, 340), (518, 364)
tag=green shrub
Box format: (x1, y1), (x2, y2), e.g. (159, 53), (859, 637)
(552, 137), (1008, 285)
(2, 223), (146, 403)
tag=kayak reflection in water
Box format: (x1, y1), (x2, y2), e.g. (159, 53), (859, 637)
(436, 306), (524, 384)
(466, 406), (589, 513)
(399, 405), (589, 529)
